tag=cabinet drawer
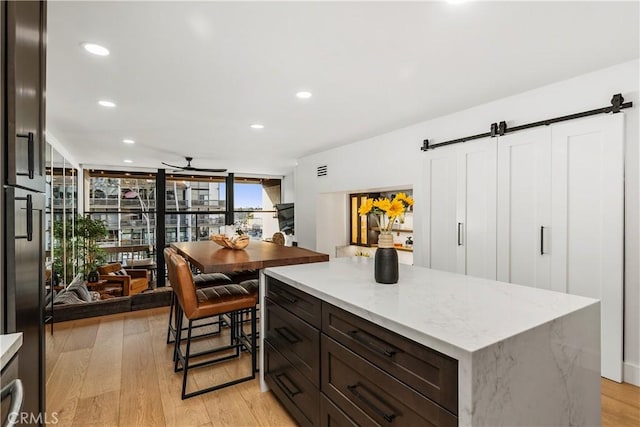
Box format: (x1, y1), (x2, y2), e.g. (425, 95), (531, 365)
(320, 394), (357, 427)
(265, 298), (320, 386)
(321, 335), (457, 427)
(266, 277), (321, 328)
(322, 302), (458, 414)
(265, 341), (320, 427)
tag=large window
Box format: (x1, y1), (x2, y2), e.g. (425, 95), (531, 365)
(88, 171), (157, 247)
(165, 175), (226, 243)
(233, 178), (281, 240)
(87, 171), (282, 247)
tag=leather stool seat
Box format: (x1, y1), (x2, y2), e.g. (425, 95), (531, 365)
(193, 272), (232, 287)
(237, 279), (258, 294)
(225, 270), (259, 282)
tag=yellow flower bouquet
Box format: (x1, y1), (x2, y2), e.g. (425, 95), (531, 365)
(358, 192), (414, 233)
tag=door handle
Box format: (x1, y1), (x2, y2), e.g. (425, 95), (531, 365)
(540, 226), (545, 255)
(1, 379), (24, 427)
(457, 222), (463, 246)
(16, 132), (35, 179)
(272, 289), (298, 304)
(347, 383), (397, 423)
(274, 326), (301, 344)
(15, 195), (33, 241)
(348, 329), (399, 358)
(274, 373), (301, 398)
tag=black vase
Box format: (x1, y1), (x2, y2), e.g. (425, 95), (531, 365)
(375, 247), (399, 284)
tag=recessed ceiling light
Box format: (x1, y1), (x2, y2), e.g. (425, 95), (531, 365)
(122, 139), (135, 144)
(98, 100), (116, 108)
(250, 124), (265, 129)
(123, 159), (133, 163)
(296, 91), (312, 99)
(82, 42), (110, 56)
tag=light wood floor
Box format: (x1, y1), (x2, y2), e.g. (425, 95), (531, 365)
(46, 308), (640, 427)
(46, 307), (295, 427)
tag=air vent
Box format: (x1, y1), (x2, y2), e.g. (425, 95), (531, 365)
(317, 165), (327, 177)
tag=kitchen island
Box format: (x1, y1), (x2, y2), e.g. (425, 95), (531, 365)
(260, 260), (600, 426)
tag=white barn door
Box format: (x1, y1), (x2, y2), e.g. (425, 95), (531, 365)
(456, 139), (497, 280)
(423, 148), (458, 272)
(551, 113), (624, 382)
(497, 127), (552, 289)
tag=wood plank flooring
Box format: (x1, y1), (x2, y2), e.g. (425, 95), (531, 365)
(46, 307), (640, 427)
(46, 307), (295, 427)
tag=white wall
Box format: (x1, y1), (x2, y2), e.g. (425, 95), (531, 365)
(315, 192), (349, 257)
(295, 59), (640, 384)
(282, 172), (295, 203)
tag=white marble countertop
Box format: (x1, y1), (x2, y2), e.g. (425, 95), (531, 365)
(0, 333), (23, 370)
(264, 260), (598, 355)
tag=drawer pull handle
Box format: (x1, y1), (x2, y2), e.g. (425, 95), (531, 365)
(16, 132), (35, 179)
(274, 327), (301, 344)
(347, 383), (396, 423)
(275, 373), (301, 398)
(348, 330), (399, 358)
(272, 289), (298, 304)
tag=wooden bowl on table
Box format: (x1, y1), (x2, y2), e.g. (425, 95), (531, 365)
(210, 234), (250, 250)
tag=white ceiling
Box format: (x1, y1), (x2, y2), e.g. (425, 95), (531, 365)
(47, 1), (639, 176)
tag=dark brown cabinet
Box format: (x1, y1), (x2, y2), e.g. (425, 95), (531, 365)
(2, 1), (48, 423)
(265, 299), (320, 386)
(320, 394), (357, 427)
(322, 302), (458, 414)
(4, 0), (47, 192)
(264, 341), (320, 427)
(265, 279), (322, 426)
(265, 277), (459, 427)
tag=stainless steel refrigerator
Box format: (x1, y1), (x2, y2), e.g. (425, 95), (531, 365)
(1, 1), (47, 423)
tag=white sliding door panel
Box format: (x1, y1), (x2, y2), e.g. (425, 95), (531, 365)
(456, 139), (497, 279)
(423, 149), (457, 272)
(497, 128), (551, 289)
(551, 113), (624, 382)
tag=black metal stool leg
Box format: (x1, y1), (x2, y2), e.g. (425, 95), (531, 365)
(166, 291), (176, 344)
(251, 306), (257, 373)
(181, 320), (194, 399)
(173, 308), (183, 370)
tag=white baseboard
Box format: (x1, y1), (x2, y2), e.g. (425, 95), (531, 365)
(624, 362), (640, 386)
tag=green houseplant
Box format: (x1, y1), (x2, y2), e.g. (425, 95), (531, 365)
(53, 215), (108, 283)
(76, 215), (108, 280)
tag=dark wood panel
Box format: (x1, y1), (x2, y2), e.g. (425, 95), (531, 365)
(320, 393), (358, 427)
(265, 298), (320, 386)
(267, 277), (321, 329)
(321, 335), (457, 427)
(171, 240), (328, 273)
(5, 0), (46, 192)
(265, 341), (320, 427)
(322, 302), (458, 414)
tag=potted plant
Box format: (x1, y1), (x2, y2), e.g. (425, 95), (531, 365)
(76, 215), (108, 281)
(52, 218), (75, 284)
(53, 215), (108, 283)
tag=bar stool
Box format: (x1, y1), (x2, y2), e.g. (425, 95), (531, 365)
(164, 247), (233, 344)
(169, 253), (257, 399)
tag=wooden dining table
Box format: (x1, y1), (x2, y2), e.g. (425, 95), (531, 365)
(170, 240), (329, 273)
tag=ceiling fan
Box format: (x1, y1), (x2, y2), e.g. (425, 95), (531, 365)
(161, 157), (227, 173)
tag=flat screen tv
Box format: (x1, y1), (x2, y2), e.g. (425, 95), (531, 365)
(275, 203), (294, 234)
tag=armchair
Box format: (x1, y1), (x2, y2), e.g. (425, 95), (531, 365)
(97, 262), (149, 296)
